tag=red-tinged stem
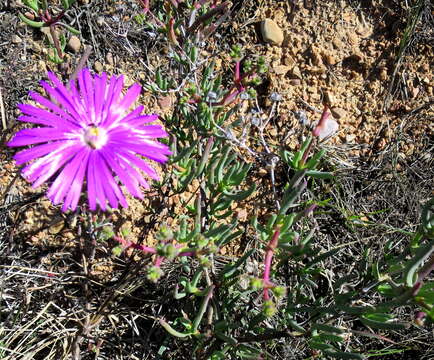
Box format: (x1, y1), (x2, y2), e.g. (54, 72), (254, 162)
(412, 252), (434, 297)
(44, 10), (65, 26)
(137, 0), (165, 27)
(178, 250), (196, 257)
(219, 88), (243, 106)
(263, 228), (280, 301)
(187, 2), (230, 35)
(417, 252), (434, 284)
(168, 18), (179, 46)
(154, 256), (164, 268)
(299, 138), (314, 167)
(294, 203), (317, 223)
(50, 24), (63, 59)
(234, 60), (241, 83)
(114, 236), (157, 254)
(312, 104), (330, 137)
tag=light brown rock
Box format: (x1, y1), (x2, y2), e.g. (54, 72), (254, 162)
(106, 52), (114, 65)
(324, 91), (335, 106)
(11, 35), (22, 44)
(345, 134), (356, 142)
(261, 19), (284, 46)
(289, 66), (302, 79)
(273, 65), (290, 75)
(332, 37), (344, 49)
(67, 35), (81, 53)
(289, 79), (301, 86)
(331, 107), (346, 119)
(94, 61), (103, 73)
(322, 52), (337, 66)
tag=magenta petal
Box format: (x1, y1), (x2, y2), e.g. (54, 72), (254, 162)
(116, 149), (159, 180)
(96, 152), (128, 208)
(41, 76), (82, 121)
(124, 113), (159, 127)
(100, 149), (144, 198)
(118, 105), (144, 124)
(28, 92), (80, 127)
(87, 153), (106, 211)
(101, 75), (124, 126)
(47, 149), (88, 205)
(86, 152), (97, 211)
(93, 73), (107, 124)
(116, 142), (171, 162)
(14, 141), (71, 165)
(27, 144), (81, 187)
(115, 83), (141, 115)
(93, 152), (118, 209)
(62, 151), (90, 211)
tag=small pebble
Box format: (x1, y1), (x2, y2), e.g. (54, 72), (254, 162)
(106, 52), (114, 65)
(11, 35), (22, 44)
(261, 19), (284, 46)
(289, 79), (301, 86)
(346, 134), (356, 142)
(331, 107), (346, 119)
(94, 61), (103, 73)
(289, 66), (302, 79)
(67, 36), (81, 53)
(270, 92), (282, 102)
(273, 65), (290, 75)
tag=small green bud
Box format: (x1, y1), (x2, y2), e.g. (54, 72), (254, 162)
(262, 300), (276, 317)
(133, 14), (145, 25)
(100, 226), (115, 241)
(199, 256), (211, 268)
(258, 64), (268, 74)
(198, 102), (208, 112)
(230, 44), (242, 59)
(120, 226), (130, 238)
(250, 77), (262, 86)
(112, 245), (123, 257)
(243, 60), (253, 72)
(247, 88), (257, 98)
(186, 84), (197, 95)
(156, 224), (174, 241)
(272, 286), (286, 298)
(147, 266), (163, 282)
(250, 277), (263, 291)
(194, 234), (208, 249)
(163, 243), (179, 260)
(208, 244), (219, 254)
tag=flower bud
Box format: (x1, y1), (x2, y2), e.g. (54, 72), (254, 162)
(272, 286), (286, 298)
(250, 277), (264, 291)
(147, 266), (163, 282)
(163, 243), (179, 260)
(156, 224), (173, 241)
(262, 300), (277, 317)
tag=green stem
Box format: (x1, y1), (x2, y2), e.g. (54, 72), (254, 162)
(193, 285), (215, 332)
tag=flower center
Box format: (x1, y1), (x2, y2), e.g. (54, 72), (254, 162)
(83, 126), (108, 149)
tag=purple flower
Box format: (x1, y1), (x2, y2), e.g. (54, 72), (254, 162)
(8, 68), (171, 212)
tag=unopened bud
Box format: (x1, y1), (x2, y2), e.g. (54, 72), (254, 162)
(250, 277), (263, 291)
(163, 243), (179, 260)
(262, 300), (276, 317)
(156, 224), (173, 241)
(147, 266), (163, 282)
(272, 286), (286, 298)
